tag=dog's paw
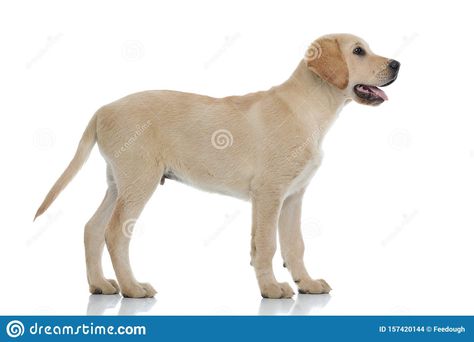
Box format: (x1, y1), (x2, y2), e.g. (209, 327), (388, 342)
(122, 282), (157, 298)
(297, 278), (332, 294)
(261, 282), (295, 299)
(89, 279), (120, 295)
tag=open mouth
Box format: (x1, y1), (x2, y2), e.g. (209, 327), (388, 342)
(353, 77), (397, 105)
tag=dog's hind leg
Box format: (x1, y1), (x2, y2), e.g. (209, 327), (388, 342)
(104, 161), (163, 298)
(85, 165), (120, 294)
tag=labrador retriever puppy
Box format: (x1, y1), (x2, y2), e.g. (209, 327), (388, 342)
(35, 33), (400, 298)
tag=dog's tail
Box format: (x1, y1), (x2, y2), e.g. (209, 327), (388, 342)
(34, 114), (97, 220)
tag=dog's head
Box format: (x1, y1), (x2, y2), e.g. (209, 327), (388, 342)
(304, 33), (399, 105)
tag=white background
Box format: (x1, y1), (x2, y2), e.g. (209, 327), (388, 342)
(1, 0), (474, 315)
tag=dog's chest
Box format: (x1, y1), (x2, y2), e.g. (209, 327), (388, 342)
(286, 152), (322, 196)
(283, 104), (343, 197)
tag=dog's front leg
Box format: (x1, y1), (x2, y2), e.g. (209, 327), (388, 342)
(251, 193), (295, 298)
(278, 189), (331, 294)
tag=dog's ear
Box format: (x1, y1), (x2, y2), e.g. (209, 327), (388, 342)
(304, 37), (349, 90)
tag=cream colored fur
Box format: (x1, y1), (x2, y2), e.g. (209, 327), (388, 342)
(35, 34), (399, 298)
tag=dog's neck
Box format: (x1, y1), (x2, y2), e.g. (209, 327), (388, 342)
(275, 60), (349, 130)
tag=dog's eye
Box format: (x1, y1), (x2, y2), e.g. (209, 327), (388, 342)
(353, 47), (365, 56)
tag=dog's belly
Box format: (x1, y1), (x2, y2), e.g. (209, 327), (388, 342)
(163, 168), (252, 200)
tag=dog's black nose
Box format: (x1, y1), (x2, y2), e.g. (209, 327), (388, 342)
(389, 59), (400, 71)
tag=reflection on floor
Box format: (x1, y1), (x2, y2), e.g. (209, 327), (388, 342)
(87, 295), (157, 315)
(86, 293), (330, 315)
(258, 294), (331, 315)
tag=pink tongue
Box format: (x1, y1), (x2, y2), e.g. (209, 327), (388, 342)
(367, 85), (388, 101)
